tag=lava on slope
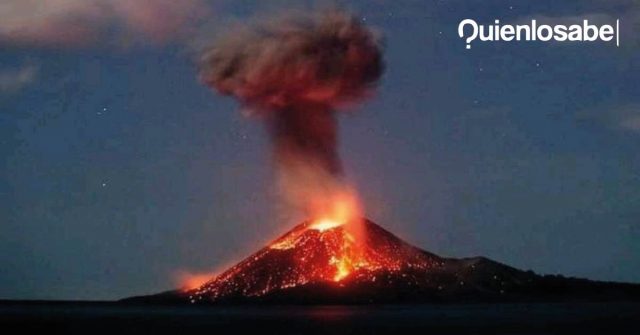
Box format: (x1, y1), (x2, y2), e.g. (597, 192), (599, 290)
(187, 219), (443, 303)
(126, 218), (640, 304)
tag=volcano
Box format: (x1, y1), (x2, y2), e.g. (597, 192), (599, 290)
(126, 219), (640, 304)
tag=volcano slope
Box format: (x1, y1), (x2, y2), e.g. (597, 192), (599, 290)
(125, 219), (640, 304)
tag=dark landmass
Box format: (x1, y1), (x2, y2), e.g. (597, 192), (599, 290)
(4, 219), (639, 334)
(125, 219), (640, 304)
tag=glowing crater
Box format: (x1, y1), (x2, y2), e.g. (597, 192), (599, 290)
(310, 218), (343, 232)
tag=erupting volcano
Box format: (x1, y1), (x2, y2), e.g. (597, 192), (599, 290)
(127, 216), (640, 304)
(124, 9), (640, 305)
(188, 218), (441, 303)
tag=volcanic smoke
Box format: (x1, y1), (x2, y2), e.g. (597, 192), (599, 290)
(130, 11), (640, 307)
(198, 9), (384, 222)
(129, 10), (640, 304)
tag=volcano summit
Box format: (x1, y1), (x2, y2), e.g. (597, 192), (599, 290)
(127, 219), (640, 304)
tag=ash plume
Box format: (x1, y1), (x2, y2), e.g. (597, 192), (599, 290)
(199, 9), (384, 215)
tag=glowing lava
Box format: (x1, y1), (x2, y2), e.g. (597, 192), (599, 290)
(331, 255), (353, 282)
(307, 192), (363, 281)
(269, 214), (361, 283)
(177, 272), (216, 291)
(188, 218), (442, 303)
(310, 219), (343, 232)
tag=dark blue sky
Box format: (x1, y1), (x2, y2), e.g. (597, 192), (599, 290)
(1, 0), (639, 300)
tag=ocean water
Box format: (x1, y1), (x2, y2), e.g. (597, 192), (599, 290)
(1, 302), (639, 334)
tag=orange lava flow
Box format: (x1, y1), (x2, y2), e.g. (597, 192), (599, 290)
(270, 194), (363, 282)
(265, 218), (366, 284)
(188, 191), (440, 303)
(177, 272), (216, 291)
(304, 191), (363, 282)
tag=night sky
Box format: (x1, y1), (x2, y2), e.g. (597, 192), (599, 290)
(1, 0), (639, 300)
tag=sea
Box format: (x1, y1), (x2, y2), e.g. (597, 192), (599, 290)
(1, 301), (639, 334)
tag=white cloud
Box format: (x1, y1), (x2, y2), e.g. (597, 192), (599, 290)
(0, 64), (38, 94)
(0, 0), (208, 47)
